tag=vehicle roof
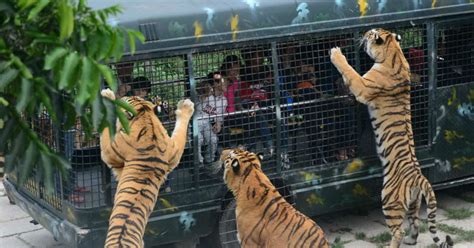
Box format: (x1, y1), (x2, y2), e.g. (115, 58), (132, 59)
(88, 0), (474, 53)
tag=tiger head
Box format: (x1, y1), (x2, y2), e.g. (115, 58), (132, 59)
(361, 28), (404, 63)
(219, 149), (264, 193)
(120, 96), (157, 120)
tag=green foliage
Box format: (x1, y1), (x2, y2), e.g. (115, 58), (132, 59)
(369, 231), (392, 244)
(0, 0), (144, 192)
(445, 208), (474, 220)
(355, 232), (366, 240)
(331, 237), (349, 248)
(438, 223), (474, 242)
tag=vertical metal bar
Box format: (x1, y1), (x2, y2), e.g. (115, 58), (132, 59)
(186, 52), (200, 188)
(353, 30), (365, 142)
(270, 42), (282, 174)
(104, 165), (112, 206)
(426, 21), (437, 149)
(353, 31), (361, 72)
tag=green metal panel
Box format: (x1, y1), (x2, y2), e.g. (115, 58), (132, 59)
(88, 0), (474, 54)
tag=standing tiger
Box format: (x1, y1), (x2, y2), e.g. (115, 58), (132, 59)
(330, 29), (452, 248)
(100, 89), (194, 248)
(220, 148), (329, 248)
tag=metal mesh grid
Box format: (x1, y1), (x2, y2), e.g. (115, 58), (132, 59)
(277, 34), (359, 167)
(359, 26), (429, 147)
(15, 116), (65, 212)
(437, 22), (474, 87)
(192, 44), (279, 181)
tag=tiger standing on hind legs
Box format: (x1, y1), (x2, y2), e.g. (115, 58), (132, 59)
(100, 89), (194, 248)
(219, 148), (329, 248)
(329, 29), (453, 248)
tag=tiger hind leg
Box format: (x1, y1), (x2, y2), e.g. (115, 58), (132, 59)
(383, 204), (406, 248)
(403, 189), (422, 245)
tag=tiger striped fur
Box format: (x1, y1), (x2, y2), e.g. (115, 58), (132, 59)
(330, 29), (452, 248)
(100, 89), (194, 248)
(220, 148), (329, 248)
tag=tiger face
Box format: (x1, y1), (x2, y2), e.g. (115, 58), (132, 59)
(220, 149), (264, 192)
(361, 28), (402, 62)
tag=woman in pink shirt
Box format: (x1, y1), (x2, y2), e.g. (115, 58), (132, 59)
(220, 55), (242, 113)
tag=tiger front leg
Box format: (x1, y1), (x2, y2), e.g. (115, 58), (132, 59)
(168, 99), (194, 167)
(100, 89), (124, 179)
(330, 47), (373, 105)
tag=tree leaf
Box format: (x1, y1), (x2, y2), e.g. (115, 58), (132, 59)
(57, 0), (74, 41)
(16, 78), (32, 112)
(37, 87), (57, 122)
(116, 108), (130, 134)
(8, 130), (27, 173)
(0, 68), (19, 90)
(87, 62), (101, 102)
(112, 30), (124, 61)
(103, 97), (116, 137)
(58, 52), (79, 90)
(128, 29), (145, 43)
(77, 56), (92, 105)
(91, 92), (103, 130)
(11, 55), (33, 79)
(18, 0), (36, 10)
(86, 31), (101, 59)
(127, 30), (137, 55)
(27, 0), (50, 21)
(0, 61), (11, 72)
(44, 47), (67, 70)
(114, 98), (137, 116)
(52, 155), (70, 181)
(0, 118), (15, 151)
(96, 63), (116, 91)
(19, 142), (39, 185)
(97, 29), (112, 60)
(40, 153), (54, 194)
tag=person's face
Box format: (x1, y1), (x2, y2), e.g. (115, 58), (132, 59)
(118, 84), (132, 97)
(214, 76), (227, 93)
(227, 62), (240, 79)
(134, 88), (149, 98)
(299, 63), (316, 84)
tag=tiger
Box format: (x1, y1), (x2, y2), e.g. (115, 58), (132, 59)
(99, 88), (194, 248)
(219, 148), (329, 248)
(329, 28), (453, 248)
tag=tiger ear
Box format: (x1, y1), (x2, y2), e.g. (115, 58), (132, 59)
(256, 152), (264, 162)
(231, 159), (240, 174)
(393, 33), (402, 41)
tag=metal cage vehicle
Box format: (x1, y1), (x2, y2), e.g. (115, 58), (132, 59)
(4, 0), (474, 247)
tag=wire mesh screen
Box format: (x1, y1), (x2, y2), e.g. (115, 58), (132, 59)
(437, 22), (474, 87)
(193, 44), (279, 178)
(277, 34), (359, 167)
(359, 26), (429, 147)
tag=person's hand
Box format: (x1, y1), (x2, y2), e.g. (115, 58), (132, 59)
(248, 102), (259, 117)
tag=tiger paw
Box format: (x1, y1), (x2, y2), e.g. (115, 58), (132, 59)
(330, 47), (347, 65)
(175, 99), (194, 119)
(101, 88), (116, 100)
